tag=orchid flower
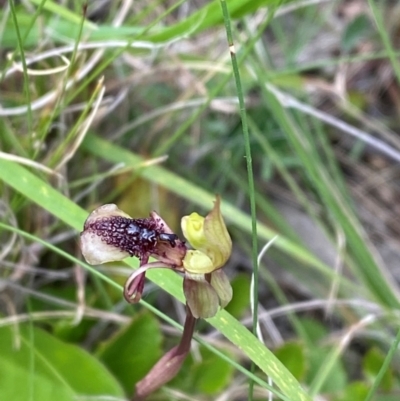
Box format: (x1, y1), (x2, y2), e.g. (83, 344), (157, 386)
(80, 197), (232, 399)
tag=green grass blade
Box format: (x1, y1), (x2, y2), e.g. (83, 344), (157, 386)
(367, 0), (400, 85)
(8, 0), (32, 148)
(219, 0), (260, 397)
(364, 326), (400, 401)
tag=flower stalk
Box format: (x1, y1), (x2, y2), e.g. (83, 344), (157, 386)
(133, 308), (197, 401)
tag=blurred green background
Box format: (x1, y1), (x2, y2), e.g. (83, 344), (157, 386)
(1, 1), (400, 400)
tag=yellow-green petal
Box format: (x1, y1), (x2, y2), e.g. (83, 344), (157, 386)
(181, 196), (232, 273)
(201, 196), (232, 269)
(182, 250), (215, 274)
(210, 269), (233, 308)
(181, 213), (207, 249)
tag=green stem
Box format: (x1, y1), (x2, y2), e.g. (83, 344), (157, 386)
(218, 1), (258, 398)
(8, 0), (33, 151)
(364, 326), (400, 401)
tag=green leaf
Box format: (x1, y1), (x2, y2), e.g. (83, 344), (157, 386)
(306, 346), (347, 394)
(341, 14), (371, 52)
(363, 347), (394, 391)
(224, 273), (251, 318)
(192, 347), (234, 394)
(0, 323), (124, 400)
(97, 311), (163, 395)
(335, 381), (369, 401)
(28, 285), (95, 343)
(172, 346), (234, 395)
(275, 342), (306, 381)
(300, 317), (328, 344)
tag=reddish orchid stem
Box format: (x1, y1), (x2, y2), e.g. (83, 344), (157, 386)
(177, 306), (197, 353)
(132, 307), (197, 401)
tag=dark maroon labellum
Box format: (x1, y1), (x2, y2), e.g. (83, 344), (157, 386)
(86, 216), (179, 262)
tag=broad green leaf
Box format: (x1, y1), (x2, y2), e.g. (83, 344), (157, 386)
(363, 347), (394, 391)
(192, 348), (234, 395)
(224, 273), (251, 318)
(341, 14), (371, 53)
(275, 342), (306, 381)
(300, 317), (328, 344)
(335, 382), (369, 401)
(306, 346), (347, 394)
(28, 285), (95, 343)
(0, 323), (124, 400)
(97, 311), (163, 395)
(171, 345), (234, 395)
